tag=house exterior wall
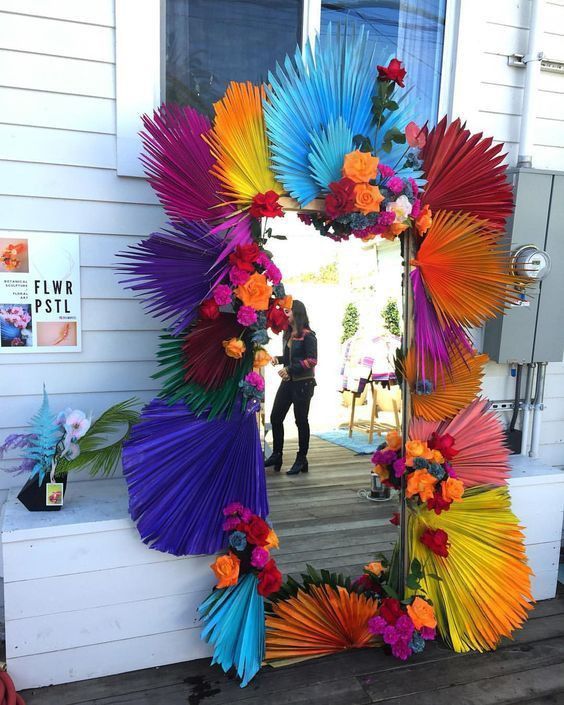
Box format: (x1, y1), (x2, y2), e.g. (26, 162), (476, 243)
(0, 0), (563, 508)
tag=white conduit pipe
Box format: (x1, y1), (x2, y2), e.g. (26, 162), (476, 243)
(529, 362), (547, 458)
(520, 363), (535, 456)
(517, 0), (544, 167)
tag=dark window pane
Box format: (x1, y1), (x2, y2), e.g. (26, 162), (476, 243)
(166, 0), (302, 116)
(321, 1), (446, 124)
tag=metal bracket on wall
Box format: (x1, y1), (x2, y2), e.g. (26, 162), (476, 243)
(490, 400), (517, 412)
(508, 53), (564, 74)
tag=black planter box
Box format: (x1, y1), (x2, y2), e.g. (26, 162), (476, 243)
(17, 474), (68, 512)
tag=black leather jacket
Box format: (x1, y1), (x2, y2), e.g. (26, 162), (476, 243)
(277, 330), (318, 381)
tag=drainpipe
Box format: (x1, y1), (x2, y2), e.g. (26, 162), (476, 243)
(517, 0), (544, 168)
(529, 362), (547, 458)
(520, 363), (535, 455)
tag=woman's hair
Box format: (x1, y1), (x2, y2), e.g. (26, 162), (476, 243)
(284, 299), (311, 341)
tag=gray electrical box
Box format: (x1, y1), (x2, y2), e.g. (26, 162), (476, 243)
(483, 168), (564, 364)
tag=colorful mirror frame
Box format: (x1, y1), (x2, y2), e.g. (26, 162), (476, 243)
(118, 24), (533, 688)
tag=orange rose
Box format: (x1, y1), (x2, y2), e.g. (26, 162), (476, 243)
(265, 528), (279, 550)
(373, 464), (389, 482)
(430, 449), (445, 464)
(361, 232), (377, 242)
(342, 150), (379, 183)
(364, 561), (385, 577)
(276, 295), (293, 311)
(211, 552), (240, 589)
(354, 183), (384, 215)
(235, 272), (273, 311)
(441, 476), (465, 503)
(253, 348), (271, 368)
(405, 440), (432, 466)
(416, 204), (433, 235)
(406, 469), (437, 501)
(407, 596), (437, 630)
(386, 430), (402, 451)
(223, 337), (246, 359)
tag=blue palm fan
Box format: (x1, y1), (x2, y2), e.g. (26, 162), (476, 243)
(199, 573), (265, 688)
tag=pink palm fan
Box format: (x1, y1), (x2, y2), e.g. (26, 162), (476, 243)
(140, 104), (233, 223)
(410, 398), (510, 487)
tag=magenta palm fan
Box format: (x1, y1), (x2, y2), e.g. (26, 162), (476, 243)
(410, 398), (511, 487)
(141, 104), (233, 224)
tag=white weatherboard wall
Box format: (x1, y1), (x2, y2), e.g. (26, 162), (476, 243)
(448, 0), (564, 467)
(0, 1), (166, 504)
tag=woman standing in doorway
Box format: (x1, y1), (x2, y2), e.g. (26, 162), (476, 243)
(265, 300), (317, 476)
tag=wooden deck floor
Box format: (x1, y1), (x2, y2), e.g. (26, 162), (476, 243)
(20, 438), (564, 704)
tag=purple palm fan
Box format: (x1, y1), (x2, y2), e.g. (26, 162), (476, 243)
(117, 220), (229, 335)
(410, 268), (471, 382)
(122, 399), (268, 556)
(141, 104), (233, 223)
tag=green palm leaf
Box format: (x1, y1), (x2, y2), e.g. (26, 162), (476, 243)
(56, 398), (141, 477)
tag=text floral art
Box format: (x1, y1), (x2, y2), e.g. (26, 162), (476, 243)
(118, 25), (533, 687)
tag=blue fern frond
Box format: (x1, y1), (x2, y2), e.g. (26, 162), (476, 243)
(308, 117), (354, 191)
(24, 387), (62, 482)
(199, 573), (265, 688)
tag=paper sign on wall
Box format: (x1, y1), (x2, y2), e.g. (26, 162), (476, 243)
(0, 234), (81, 353)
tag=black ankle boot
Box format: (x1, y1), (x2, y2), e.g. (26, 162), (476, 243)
(286, 454), (308, 475)
(265, 452), (283, 472)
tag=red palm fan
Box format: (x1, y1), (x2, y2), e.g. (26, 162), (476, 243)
(410, 398), (511, 487)
(182, 313), (248, 391)
(420, 117), (513, 232)
(266, 584), (379, 662)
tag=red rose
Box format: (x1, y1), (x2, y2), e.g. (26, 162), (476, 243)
(228, 243), (261, 272)
(199, 298), (220, 320)
(428, 432), (459, 461)
(250, 191), (284, 219)
(389, 512), (400, 526)
(420, 528), (449, 558)
(257, 559), (283, 597)
(426, 491), (452, 516)
(325, 178), (356, 219)
(353, 574), (383, 595)
(266, 304), (289, 334)
(377, 58), (407, 87)
(244, 515), (270, 547)
(379, 597), (404, 625)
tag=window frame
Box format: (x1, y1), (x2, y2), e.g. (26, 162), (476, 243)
(115, 0), (458, 178)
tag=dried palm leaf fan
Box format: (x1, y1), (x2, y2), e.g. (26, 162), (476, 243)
(403, 345), (489, 421)
(407, 485), (533, 652)
(266, 584), (379, 662)
(410, 399), (511, 487)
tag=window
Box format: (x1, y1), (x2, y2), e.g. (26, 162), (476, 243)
(165, 0), (303, 116)
(320, 1), (447, 124)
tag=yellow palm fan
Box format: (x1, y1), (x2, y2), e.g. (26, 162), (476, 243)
(403, 346), (488, 421)
(412, 210), (524, 330)
(266, 584), (379, 662)
(205, 81), (283, 208)
(407, 485), (533, 653)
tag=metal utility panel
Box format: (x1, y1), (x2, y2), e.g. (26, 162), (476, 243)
(483, 169), (564, 364)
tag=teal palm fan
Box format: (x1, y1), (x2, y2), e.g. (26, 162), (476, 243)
(264, 24), (416, 205)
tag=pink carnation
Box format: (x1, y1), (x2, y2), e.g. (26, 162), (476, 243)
(387, 176), (404, 194)
(395, 614), (415, 640)
(213, 285), (233, 306)
(240, 508), (253, 522)
(245, 371), (265, 391)
(255, 252), (272, 268)
(367, 615), (387, 635)
(391, 639), (412, 660)
(408, 177), (419, 197)
(378, 211), (396, 226)
(237, 305), (258, 326)
(393, 457), (406, 478)
(229, 267), (251, 286)
(378, 163), (395, 178)
(420, 626), (436, 640)
(223, 501), (244, 516)
(265, 263), (282, 285)
(383, 625), (400, 645)
(222, 517), (240, 531)
(250, 546), (270, 569)
(410, 198), (422, 218)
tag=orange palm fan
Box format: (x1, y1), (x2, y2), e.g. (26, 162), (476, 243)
(266, 584), (379, 662)
(403, 346), (488, 422)
(420, 117), (514, 232)
(205, 81), (283, 209)
(412, 210), (521, 331)
(410, 398), (511, 487)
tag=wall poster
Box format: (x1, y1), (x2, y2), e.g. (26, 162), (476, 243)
(0, 234), (81, 353)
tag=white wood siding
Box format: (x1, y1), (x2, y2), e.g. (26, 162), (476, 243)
(0, 1), (166, 499)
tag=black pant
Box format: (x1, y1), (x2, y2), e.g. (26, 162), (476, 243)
(271, 380), (315, 457)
